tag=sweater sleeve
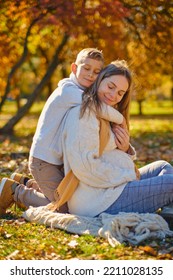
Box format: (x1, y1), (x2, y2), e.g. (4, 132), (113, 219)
(98, 103), (123, 124)
(60, 83), (123, 124)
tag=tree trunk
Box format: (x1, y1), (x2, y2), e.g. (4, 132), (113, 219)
(0, 17), (41, 112)
(0, 33), (69, 135)
(138, 100), (143, 115)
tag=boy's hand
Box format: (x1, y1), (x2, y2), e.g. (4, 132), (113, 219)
(112, 124), (130, 152)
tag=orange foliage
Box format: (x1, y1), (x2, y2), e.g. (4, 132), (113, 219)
(0, 0), (172, 102)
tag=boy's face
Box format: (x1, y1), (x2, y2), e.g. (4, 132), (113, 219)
(72, 58), (103, 88)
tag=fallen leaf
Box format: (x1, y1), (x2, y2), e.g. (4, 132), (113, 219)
(139, 246), (157, 256)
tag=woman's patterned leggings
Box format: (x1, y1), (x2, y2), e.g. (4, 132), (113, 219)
(104, 160), (173, 214)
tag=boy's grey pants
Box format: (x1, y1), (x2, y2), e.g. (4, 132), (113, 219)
(14, 157), (64, 209)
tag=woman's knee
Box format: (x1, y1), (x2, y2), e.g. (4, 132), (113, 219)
(158, 160), (173, 175)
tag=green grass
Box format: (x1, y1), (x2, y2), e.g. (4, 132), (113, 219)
(1, 211), (172, 260)
(130, 100), (173, 115)
(0, 100), (173, 260)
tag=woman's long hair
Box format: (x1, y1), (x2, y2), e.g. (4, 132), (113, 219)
(80, 60), (133, 130)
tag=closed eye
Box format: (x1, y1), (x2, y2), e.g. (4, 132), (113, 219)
(84, 67), (90, 71)
(118, 91), (126, 97)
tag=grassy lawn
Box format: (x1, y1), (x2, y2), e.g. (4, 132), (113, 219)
(0, 100), (173, 260)
(130, 100), (173, 115)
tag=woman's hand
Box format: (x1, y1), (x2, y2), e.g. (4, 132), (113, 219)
(112, 124), (130, 152)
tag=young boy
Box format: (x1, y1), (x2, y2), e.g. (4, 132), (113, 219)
(0, 49), (124, 215)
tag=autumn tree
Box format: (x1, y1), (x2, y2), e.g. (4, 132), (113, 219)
(122, 0), (173, 112)
(0, 0), (129, 134)
(0, 0), (172, 134)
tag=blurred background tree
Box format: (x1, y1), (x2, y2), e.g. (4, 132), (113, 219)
(0, 0), (172, 133)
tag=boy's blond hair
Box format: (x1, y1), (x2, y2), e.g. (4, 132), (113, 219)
(75, 48), (104, 65)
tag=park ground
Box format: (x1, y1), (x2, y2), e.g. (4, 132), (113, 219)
(0, 100), (173, 260)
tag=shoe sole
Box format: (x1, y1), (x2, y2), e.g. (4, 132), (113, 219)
(0, 178), (7, 195)
(0, 178), (17, 215)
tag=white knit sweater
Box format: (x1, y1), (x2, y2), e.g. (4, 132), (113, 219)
(61, 106), (137, 217)
(29, 73), (123, 165)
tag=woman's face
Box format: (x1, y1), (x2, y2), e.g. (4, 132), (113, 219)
(97, 75), (129, 107)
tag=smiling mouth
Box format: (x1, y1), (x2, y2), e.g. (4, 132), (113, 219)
(104, 95), (113, 103)
(85, 79), (93, 83)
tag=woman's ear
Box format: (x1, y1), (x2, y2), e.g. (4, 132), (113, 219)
(71, 63), (77, 74)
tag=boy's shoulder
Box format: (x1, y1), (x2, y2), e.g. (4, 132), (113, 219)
(55, 74), (84, 98)
(57, 78), (82, 96)
(58, 73), (84, 91)
(58, 77), (76, 89)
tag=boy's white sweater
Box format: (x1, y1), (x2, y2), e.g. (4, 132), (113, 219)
(61, 106), (137, 217)
(29, 73), (123, 165)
